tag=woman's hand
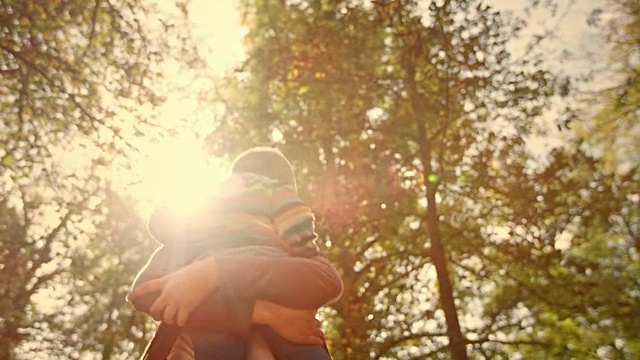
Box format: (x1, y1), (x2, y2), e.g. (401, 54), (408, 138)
(127, 257), (219, 326)
(252, 300), (324, 346)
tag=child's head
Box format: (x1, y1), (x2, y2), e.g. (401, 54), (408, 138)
(231, 147), (297, 189)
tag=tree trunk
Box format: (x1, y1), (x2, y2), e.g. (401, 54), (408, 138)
(410, 67), (468, 359)
(425, 186), (468, 360)
(0, 323), (20, 360)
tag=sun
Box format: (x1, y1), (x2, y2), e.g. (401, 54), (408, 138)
(134, 136), (228, 215)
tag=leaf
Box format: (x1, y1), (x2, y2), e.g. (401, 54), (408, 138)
(2, 155), (16, 166)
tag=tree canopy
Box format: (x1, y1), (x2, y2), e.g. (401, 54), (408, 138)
(1, 0), (199, 358)
(209, 0), (639, 358)
(1, 0), (638, 359)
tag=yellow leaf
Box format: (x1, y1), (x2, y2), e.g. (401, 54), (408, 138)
(287, 68), (299, 80)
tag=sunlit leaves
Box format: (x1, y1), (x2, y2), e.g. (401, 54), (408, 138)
(208, 0), (640, 359)
(212, 0), (567, 358)
(573, 0), (640, 171)
(0, 0), (200, 357)
(0, 0), (198, 172)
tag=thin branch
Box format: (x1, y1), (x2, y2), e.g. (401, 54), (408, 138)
(361, 256), (432, 301)
(1, 44), (141, 154)
(26, 268), (66, 294)
(19, 186), (31, 243)
(28, 188), (99, 278)
(81, 0), (102, 60)
(515, 0), (574, 65)
(27, 210), (74, 277)
(375, 331), (449, 360)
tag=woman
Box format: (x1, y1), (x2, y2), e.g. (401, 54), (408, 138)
(128, 253), (343, 359)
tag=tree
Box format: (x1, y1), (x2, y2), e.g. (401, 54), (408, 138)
(0, 184), (158, 359)
(47, 189), (157, 359)
(479, 0), (640, 356)
(468, 146), (638, 358)
(209, 0), (565, 358)
(0, 0), (197, 170)
(0, 198), (28, 357)
(576, 0), (640, 171)
(0, 0), (199, 357)
(452, 1), (640, 356)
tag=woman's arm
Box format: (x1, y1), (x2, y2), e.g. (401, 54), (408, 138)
(128, 254), (343, 332)
(215, 254), (343, 309)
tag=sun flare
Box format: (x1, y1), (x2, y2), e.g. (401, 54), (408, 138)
(135, 136), (227, 214)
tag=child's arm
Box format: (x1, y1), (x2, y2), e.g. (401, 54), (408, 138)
(270, 185), (320, 257)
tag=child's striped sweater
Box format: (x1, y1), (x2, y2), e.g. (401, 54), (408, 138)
(148, 172), (319, 260)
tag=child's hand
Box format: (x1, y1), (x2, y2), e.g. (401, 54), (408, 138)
(253, 300), (324, 346)
(127, 258), (219, 326)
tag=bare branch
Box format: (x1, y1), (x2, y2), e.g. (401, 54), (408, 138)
(375, 330), (449, 359)
(82, 0), (102, 59)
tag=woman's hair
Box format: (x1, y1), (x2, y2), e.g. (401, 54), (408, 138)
(231, 147), (297, 189)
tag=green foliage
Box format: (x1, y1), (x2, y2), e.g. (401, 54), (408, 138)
(211, 0), (568, 358)
(574, 0), (640, 171)
(1, 0), (637, 358)
(467, 146), (639, 358)
(211, 0), (639, 359)
(0, 0), (199, 357)
(0, 172), (159, 358)
(46, 189), (157, 359)
(0, 0), (199, 171)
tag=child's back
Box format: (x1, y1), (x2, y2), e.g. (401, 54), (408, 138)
(146, 170), (318, 274)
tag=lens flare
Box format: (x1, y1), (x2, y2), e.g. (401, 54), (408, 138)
(135, 137), (225, 214)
